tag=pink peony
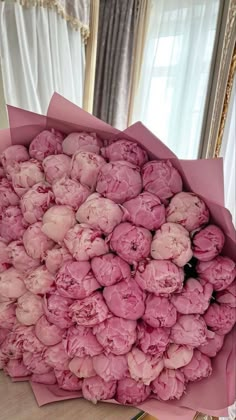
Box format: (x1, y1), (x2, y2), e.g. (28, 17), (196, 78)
(151, 369), (186, 400)
(44, 246), (73, 274)
(101, 139), (148, 166)
(29, 129), (64, 161)
(171, 315), (209, 346)
(181, 350), (212, 382)
(31, 371), (56, 385)
(151, 222), (192, 267)
(4, 359), (30, 378)
(23, 222), (54, 260)
(0, 301), (16, 329)
(0, 328), (9, 345)
(204, 303), (235, 335)
(166, 192), (209, 232)
(62, 132), (103, 155)
(216, 281), (236, 308)
(56, 261), (100, 300)
(82, 376), (116, 403)
(69, 291), (110, 327)
(52, 176), (90, 210)
(135, 260), (184, 295)
(0, 268), (26, 299)
(123, 192), (165, 231)
(103, 279), (145, 320)
(23, 351), (51, 374)
(68, 356), (96, 378)
(0, 145), (29, 173)
(24, 265), (55, 295)
(91, 253), (131, 287)
(198, 331), (224, 357)
(0, 178), (19, 210)
(96, 160), (142, 204)
(44, 342), (70, 370)
(93, 353), (128, 382)
(11, 159), (45, 196)
(71, 151), (105, 191)
(43, 294), (73, 329)
(42, 154), (71, 184)
(171, 278), (213, 315)
(192, 225), (225, 261)
(196, 256), (236, 291)
(2, 324), (43, 359)
(35, 315), (65, 346)
(116, 377), (151, 405)
(63, 325), (103, 358)
(93, 316), (137, 355)
(20, 182), (54, 224)
(0, 240), (11, 273)
(137, 322), (170, 355)
(109, 222), (152, 264)
(128, 348), (164, 385)
(76, 193), (124, 234)
(42, 205), (76, 243)
(64, 223), (109, 261)
(54, 369), (82, 390)
(164, 344), (193, 369)
(143, 295), (177, 328)
(8, 241), (40, 274)
(16, 292), (44, 325)
(0, 206), (28, 243)
(142, 160), (183, 203)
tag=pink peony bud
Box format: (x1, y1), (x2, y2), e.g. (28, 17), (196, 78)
(101, 139), (148, 166)
(52, 176), (90, 210)
(137, 322), (170, 355)
(103, 279), (145, 320)
(16, 292), (44, 325)
(69, 291), (110, 327)
(93, 316), (137, 355)
(196, 256), (236, 291)
(142, 160), (183, 203)
(0, 145), (29, 173)
(4, 359), (30, 378)
(64, 224), (109, 261)
(151, 222), (192, 267)
(29, 129), (64, 161)
(69, 356), (96, 378)
(42, 154), (71, 184)
(42, 205), (76, 243)
(166, 192), (209, 232)
(216, 281), (236, 308)
(11, 159), (45, 196)
(192, 225), (225, 261)
(62, 132), (103, 155)
(35, 315), (65, 346)
(23, 351), (51, 374)
(0, 268), (26, 299)
(44, 342), (70, 370)
(71, 151), (105, 191)
(204, 303), (235, 335)
(164, 344), (193, 369)
(82, 376), (116, 403)
(44, 246), (73, 274)
(0, 301), (16, 329)
(0, 240), (11, 273)
(0, 206), (28, 243)
(143, 295), (177, 328)
(76, 193), (123, 235)
(56, 261), (100, 300)
(171, 315), (209, 347)
(0, 178), (19, 210)
(24, 265), (55, 295)
(151, 368), (186, 400)
(123, 192), (165, 231)
(135, 260), (184, 295)
(23, 222), (55, 260)
(31, 371), (56, 385)
(93, 353), (128, 382)
(43, 294), (73, 329)
(116, 377), (151, 405)
(171, 278), (213, 315)
(20, 182), (54, 224)
(128, 348), (164, 385)
(96, 160), (142, 204)
(181, 350), (212, 382)
(109, 222), (152, 264)
(54, 369), (82, 390)
(63, 325), (103, 358)
(8, 241), (40, 274)
(91, 253), (131, 287)
(198, 331), (224, 357)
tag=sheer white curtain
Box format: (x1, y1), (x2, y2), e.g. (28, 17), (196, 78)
(220, 75), (236, 227)
(131, 0), (220, 159)
(0, 2), (85, 114)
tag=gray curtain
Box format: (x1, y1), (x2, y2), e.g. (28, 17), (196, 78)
(93, 0), (139, 130)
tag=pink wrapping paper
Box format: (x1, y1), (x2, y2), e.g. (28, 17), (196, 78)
(0, 93), (235, 419)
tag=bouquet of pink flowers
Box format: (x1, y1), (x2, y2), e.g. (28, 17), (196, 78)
(0, 94), (235, 420)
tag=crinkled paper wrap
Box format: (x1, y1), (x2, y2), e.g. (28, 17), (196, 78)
(1, 93), (235, 420)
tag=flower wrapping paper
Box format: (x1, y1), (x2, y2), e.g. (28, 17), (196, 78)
(0, 93), (235, 420)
